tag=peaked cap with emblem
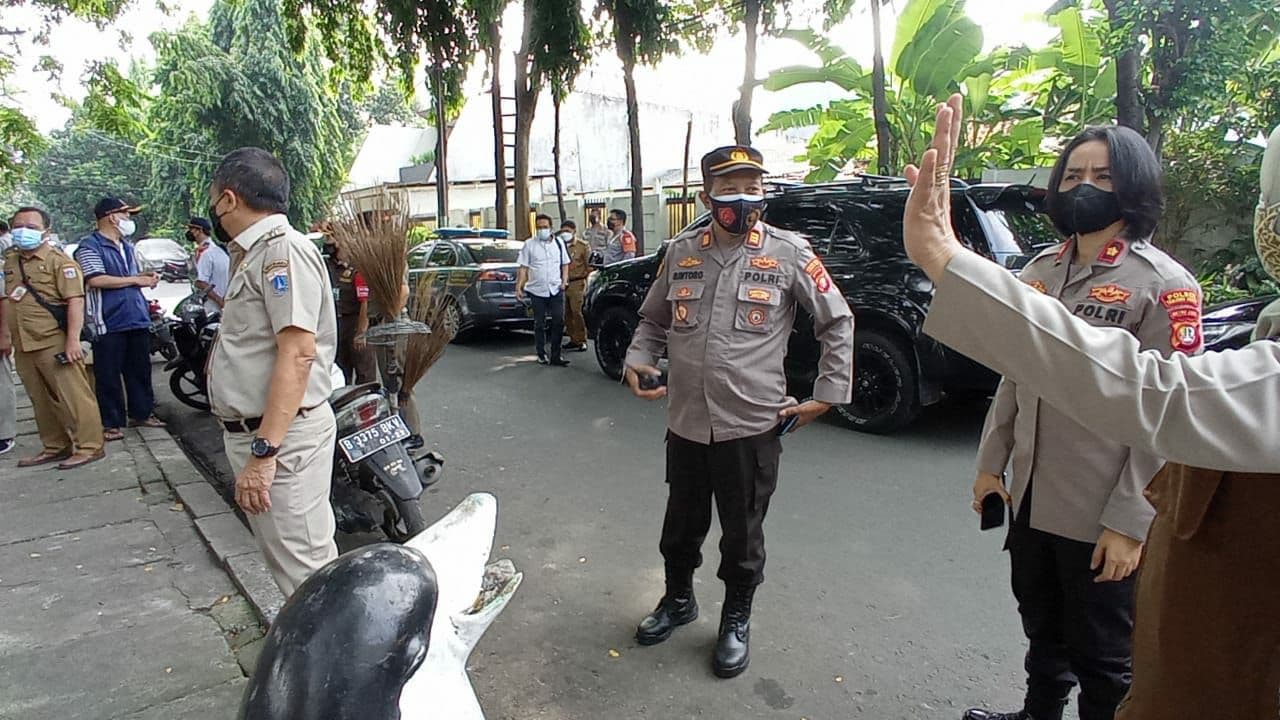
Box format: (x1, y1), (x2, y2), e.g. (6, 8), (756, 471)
(701, 145), (770, 179)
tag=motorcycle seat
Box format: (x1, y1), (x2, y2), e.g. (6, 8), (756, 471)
(329, 382), (383, 409)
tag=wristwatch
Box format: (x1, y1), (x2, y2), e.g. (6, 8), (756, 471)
(250, 437), (280, 459)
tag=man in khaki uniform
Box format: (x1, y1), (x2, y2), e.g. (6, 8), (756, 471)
(902, 96), (1279, 720)
(624, 145), (855, 678)
(561, 219), (591, 352)
(967, 126), (1203, 720)
(2, 206), (104, 469)
(205, 147), (339, 596)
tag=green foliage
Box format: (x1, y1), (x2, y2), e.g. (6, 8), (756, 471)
(532, 0), (593, 100)
(0, 106), (46, 192)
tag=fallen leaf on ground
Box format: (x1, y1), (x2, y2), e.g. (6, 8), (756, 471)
(170, 503), (185, 512)
(608, 649), (620, 658)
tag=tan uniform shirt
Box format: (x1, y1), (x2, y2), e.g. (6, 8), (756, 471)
(567, 238), (591, 284)
(208, 215), (337, 420)
(975, 238), (1203, 543)
(626, 223), (855, 443)
(925, 250), (1280, 472)
(2, 243), (85, 353)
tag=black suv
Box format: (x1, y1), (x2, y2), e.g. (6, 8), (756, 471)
(582, 177), (1062, 434)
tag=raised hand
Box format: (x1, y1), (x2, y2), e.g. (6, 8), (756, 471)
(902, 93), (966, 281)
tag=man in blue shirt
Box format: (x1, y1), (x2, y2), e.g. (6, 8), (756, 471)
(75, 198), (165, 440)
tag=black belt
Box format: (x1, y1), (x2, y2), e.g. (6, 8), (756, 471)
(221, 404), (321, 434)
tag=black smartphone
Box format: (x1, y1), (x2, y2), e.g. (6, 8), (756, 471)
(776, 415), (799, 436)
(54, 352), (70, 365)
(980, 493), (1006, 531)
(638, 370), (668, 391)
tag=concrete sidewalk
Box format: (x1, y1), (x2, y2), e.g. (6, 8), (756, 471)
(0, 381), (261, 720)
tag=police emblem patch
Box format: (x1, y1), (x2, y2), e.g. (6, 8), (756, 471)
(1088, 284), (1132, 304)
(676, 286), (693, 299)
(677, 256), (703, 268)
(749, 256), (779, 270)
(267, 267), (290, 296)
(1160, 289), (1199, 309)
(747, 308), (767, 326)
(804, 257), (831, 293)
(747, 288), (772, 302)
(1171, 321), (1201, 353)
(1027, 280), (1047, 294)
(675, 303), (689, 322)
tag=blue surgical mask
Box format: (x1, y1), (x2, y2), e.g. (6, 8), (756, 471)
(12, 227), (45, 250)
(536, 228), (552, 241)
(117, 217), (137, 237)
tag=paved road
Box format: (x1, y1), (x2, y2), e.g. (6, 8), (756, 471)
(153, 332), (1061, 720)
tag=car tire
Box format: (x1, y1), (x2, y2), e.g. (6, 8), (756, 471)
(833, 329), (921, 434)
(594, 306), (637, 381)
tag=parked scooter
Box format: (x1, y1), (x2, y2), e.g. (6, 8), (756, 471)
(328, 381), (444, 542)
(164, 295), (218, 411)
(149, 299), (177, 360)
(160, 258), (192, 283)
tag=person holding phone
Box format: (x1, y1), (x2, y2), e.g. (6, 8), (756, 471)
(623, 145), (854, 679)
(964, 127), (1202, 720)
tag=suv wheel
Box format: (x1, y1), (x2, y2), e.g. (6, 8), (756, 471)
(834, 329), (921, 434)
(594, 306), (637, 380)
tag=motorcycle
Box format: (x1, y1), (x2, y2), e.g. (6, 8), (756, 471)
(149, 299), (177, 360)
(328, 382), (445, 542)
(160, 259), (192, 283)
(164, 295), (218, 411)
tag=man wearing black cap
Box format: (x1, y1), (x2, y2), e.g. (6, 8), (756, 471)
(623, 145), (855, 678)
(75, 198), (165, 441)
(190, 217), (229, 315)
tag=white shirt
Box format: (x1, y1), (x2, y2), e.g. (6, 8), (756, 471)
(517, 235), (570, 297)
(196, 239), (231, 314)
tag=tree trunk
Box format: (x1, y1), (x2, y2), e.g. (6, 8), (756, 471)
(432, 62), (449, 226)
(869, 0), (892, 174)
(733, 0), (760, 145)
(1102, 0), (1144, 133)
(618, 30), (645, 252)
(513, 0), (537, 242)
(553, 93), (567, 223)
(488, 26), (508, 230)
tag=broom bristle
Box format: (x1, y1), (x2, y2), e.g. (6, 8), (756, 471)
(402, 281), (457, 392)
(329, 204), (411, 317)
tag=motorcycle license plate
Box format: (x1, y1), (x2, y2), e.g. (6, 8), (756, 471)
(339, 416), (410, 463)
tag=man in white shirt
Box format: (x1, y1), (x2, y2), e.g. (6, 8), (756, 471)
(190, 217), (230, 315)
(515, 214), (570, 366)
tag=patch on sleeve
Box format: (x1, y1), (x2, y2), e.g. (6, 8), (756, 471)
(267, 266), (290, 296)
(1170, 320), (1201, 353)
(62, 266), (78, 279)
(1160, 288), (1202, 352)
(1088, 283), (1131, 304)
(804, 257), (831, 293)
(1159, 289), (1199, 310)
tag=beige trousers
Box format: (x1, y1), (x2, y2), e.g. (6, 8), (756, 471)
(224, 404), (339, 597)
(13, 345), (104, 455)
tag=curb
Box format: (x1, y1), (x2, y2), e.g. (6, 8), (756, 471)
(133, 426), (286, 625)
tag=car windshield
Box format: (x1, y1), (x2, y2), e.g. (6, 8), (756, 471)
(462, 241), (522, 264)
(979, 208), (1062, 266)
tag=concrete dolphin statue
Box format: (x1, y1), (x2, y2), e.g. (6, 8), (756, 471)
(238, 492), (521, 720)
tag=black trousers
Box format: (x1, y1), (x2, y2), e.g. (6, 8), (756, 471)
(1008, 511), (1136, 720)
(92, 328), (155, 429)
(529, 291), (565, 362)
(660, 429), (782, 587)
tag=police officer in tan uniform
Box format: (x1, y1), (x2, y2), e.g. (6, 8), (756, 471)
(624, 145), (855, 678)
(903, 96), (1280, 720)
(205, 148), (339, 596)
(561, 219), (591, 352)
(964, 126), (1202, 720)
(323, 234), (376, 384)
(3, 206), (105, 469)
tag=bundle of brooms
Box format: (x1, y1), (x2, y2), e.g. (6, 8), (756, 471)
(402, 283), (458, 393)
(327, 206), (413, 329)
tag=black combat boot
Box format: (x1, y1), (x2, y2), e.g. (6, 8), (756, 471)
(635, 569), (698, 646)
(712, 584), (754, 678)
(961, 710), (1034, 720)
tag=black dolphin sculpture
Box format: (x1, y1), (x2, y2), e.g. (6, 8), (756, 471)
(238, 543), (438, 720)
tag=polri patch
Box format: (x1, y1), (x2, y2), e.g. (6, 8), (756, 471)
(267, 267), (290, 296)
(677, 256), (703, 268)
(1160, 289), (1199, 309)
(1027, 280), (1047, 294)
(1171, 321), (1201, 353)
(746, 288), (773, 303)
(747, 308), (767, 326)
(749, 256), (779, 270)
(675, 303), (689, 323)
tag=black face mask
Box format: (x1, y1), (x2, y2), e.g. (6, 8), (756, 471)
(1052, 184), (1123, 236)
(708, 193), (767, 236)
(184, 230), (196, 244)
(209, 197), (234, 246)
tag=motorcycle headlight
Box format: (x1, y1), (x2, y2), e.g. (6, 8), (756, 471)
(334, 393), (391, 435)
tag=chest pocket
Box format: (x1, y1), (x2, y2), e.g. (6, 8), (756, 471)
(735, 284), (781, 334)
(667, 282), (704, 330)
(221, 271), (254, 332)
